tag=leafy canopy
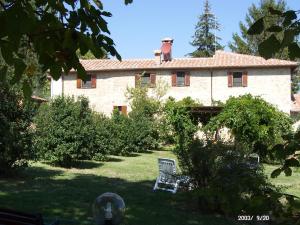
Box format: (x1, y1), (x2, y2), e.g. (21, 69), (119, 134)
(0, 0), (132, 95)
(229, 0), (289, 59)
(206, 94), (299, 176)
(247, 4), (300, 59)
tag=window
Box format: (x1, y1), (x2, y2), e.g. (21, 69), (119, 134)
(233, 72), (243, 87)
(172, 71), (190, 87)
(141, 73), (150, 87)
(77, 74), (96, 89)
(81, 74), (92, 88)
(113, 106), (127, 115)
(176, 72), (185, 87)
(135, 73), (156, 88)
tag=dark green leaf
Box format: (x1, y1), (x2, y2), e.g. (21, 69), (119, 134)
(285, 157), (300, 167)
(50, 64), (62, 80)
(93, 0), (103, 9)
(22, 81), (32, 99)
(283, 167), (292, 176)
(268, 7), (282, 16)
(1, 44), (14, 65)
(258, 34), (281, 59)
(271, 168), (282, 178)
(125, 0), (133, 5)
(102, 11), (112, 17)
(247, 18), (264, 35)
(282, 30), (296, 47)
(0, 66), (8, 82)
(283, 10), (297, 27)
(76, 63), (87, 80)
(266, 25), (282, 32)
(12, 59), (26, 84)
(288, 42), (300, 60)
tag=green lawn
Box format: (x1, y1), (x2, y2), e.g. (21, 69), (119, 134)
(264, 164), (300, 198)
(0, 150), (299, 225)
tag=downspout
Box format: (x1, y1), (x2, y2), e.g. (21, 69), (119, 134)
(210, 70), (213, 105)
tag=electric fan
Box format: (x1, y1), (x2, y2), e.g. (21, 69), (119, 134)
(93, 192), (125, 225)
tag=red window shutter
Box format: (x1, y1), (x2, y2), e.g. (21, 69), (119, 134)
(91, 74), (97, 88)
(185, 72), (190, 86)
(242, 71), (248, 87)
(150, 73), (156, 87)
(135, 74), (140, 87)
(77, 76), (81, 88)
(171, 72), (177, 87)
(228, 71), (233, 87)
(121, 106), (127, 115)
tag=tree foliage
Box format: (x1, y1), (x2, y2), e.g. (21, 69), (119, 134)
(206, 94), (298, 176)
(33, 96), (104, 167)
(0, 77), (34, 175)
(189, 0), (223, 57)
(247, 4), (300, 60)
(229, 0), (289, 59)
(0, 0), (132, 96)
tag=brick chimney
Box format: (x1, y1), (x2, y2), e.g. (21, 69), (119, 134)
(154, 50), (162, 65)
(161, 37), (173, 61)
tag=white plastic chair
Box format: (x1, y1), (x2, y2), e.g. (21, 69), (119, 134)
(153, 158), (181, 194)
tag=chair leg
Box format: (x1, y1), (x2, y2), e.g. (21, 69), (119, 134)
(172, 180), (180, 194)
(153, 177), (159, 191)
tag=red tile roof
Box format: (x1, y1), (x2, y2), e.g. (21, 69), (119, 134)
(78, 51), (298, 72)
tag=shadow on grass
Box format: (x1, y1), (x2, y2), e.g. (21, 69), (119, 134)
(106, 157), (123, 162)
(70, 161), (104, 170)
(0, 166), (238, 225)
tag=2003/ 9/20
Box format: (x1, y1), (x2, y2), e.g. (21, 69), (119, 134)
(238, 215), (270, 221)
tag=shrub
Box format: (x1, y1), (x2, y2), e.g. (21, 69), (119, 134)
(206, 94), (293, 159)
(0, 82), (33, 175)
(111, 110), (158, 155)
(181, 139), (295, 219)
(33, 96), (105, 167)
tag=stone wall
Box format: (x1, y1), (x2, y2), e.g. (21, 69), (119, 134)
(51, 67), (291, 116)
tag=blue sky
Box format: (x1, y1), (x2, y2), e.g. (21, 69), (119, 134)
(101, 0), (298, 59)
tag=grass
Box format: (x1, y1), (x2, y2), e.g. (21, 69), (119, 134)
(0, 150), (299, 225)
(0, 150), (238, 225)
(264, 164), (300, 198)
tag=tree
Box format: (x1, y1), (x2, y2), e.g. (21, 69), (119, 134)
(247, 5), (300, 60)
(0, 0), (132, 96)
(189, 0), (223, 57)
(229, 0), (288, 59)
(0, 71), (35, 175)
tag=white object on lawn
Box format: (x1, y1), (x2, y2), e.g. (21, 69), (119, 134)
(153, 158), (181, 194)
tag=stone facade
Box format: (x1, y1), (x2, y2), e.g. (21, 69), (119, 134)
(51, 67), (292, 116)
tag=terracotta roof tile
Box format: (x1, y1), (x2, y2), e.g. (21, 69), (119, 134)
(78, 51), (298, 72)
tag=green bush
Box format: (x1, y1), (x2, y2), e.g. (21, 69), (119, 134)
(206, 94), (292, 158)
(111, 110), (158, 155)
(33, 96), (106, 167)
(182, 139), (295, 219)
(0, 82), (33, 175)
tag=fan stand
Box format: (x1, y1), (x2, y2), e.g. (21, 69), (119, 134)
(104, 220), (113, 225)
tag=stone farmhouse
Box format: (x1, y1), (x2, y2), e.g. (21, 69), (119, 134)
(51, 38), (298, 116)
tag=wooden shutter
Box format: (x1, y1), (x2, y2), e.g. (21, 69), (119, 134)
(242, 71), (248, 87)
(91, 74), (97, 88)
(121, 106), (127, 115)
(171, 72), (177, 87)
(150, 73), (156, 87)
(185, 71), (190, 86)
(135, 74), (140, 87)
(77, 76), (81, 88)
(227, 71), (233, 87)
